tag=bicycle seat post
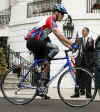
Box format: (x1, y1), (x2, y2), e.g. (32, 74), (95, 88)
(65, 50), (68, 57)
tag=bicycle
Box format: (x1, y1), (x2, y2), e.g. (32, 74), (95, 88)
(1, 49), (96, 107)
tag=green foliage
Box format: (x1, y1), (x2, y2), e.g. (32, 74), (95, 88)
(0, 48), (7, 80)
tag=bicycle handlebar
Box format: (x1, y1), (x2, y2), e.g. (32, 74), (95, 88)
(64, 47), (78, 56)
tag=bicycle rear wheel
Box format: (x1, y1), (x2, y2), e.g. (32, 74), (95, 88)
(1, 67), (37, 105)
(57, 67), (96, 107)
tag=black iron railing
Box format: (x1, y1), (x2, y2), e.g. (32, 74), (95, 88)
(0, 8), (11, 24)
(87, 0), (100, 13)
(6, 46), (32, 77)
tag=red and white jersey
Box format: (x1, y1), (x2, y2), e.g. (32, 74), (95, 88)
(25, 15), (57, 40)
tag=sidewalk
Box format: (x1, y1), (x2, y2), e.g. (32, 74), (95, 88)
(0, 87), (100, 101)
(0, 87), (59, 99)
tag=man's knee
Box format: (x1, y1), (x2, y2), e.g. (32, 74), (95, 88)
(47, 43), (59, 53)
(47, 43), (59, 58)
(54, 45), (59, 54)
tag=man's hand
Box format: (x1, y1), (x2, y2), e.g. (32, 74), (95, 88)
(72, 49), (79, 59)
(88, 37), (93, 45)
(71, 43), (78, 51)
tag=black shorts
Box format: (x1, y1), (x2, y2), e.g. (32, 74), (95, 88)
(26, 38), (49, 59)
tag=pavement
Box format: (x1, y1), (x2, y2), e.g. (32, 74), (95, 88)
(0, 97), (100, 112)
(0, 87), (60, 99)
(0, 87), (100, 112)
(0, 87), (100, 100)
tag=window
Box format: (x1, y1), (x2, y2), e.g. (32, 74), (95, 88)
(0, 8), (11, 24)
(87, 0), (100, 13)
(97, 0), (100, 4)
(27, 0), (61, 17)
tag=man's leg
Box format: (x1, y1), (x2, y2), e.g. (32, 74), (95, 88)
(46, 42), (59, 59)
(85, 73), (92, 98)
(95, 69), (100, 99)
(26, 39), (48, 59)
(27, 39), (50, 99)
(79, 60), (86, 95)
(40, 42), (59, 99)
(79, 71), (85, 95)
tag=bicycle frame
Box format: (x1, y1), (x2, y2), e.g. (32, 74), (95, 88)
(18, 50), (76, 89)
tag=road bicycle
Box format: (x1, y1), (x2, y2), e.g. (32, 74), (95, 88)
(1, 49), (96, 107)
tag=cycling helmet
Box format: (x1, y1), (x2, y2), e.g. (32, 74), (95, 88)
(53, 4), (67, 14)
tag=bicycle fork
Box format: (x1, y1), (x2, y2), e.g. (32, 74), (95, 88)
(69, 66), (79, 88)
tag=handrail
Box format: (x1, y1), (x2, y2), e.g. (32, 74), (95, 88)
(7, 46), (32, 77)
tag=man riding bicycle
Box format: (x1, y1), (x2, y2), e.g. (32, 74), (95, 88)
(25, 4), (78, 99)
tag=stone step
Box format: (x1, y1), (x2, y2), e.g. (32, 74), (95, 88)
(3, 72), (32, 89)
(2, 83), (32, 89)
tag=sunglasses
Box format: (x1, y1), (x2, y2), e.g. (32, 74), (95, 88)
(61, 13), (64, 16)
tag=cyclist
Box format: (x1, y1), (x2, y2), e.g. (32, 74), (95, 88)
(25, 4), (78, 99)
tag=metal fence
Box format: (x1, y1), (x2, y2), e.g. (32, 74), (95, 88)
(7, 47), (33, 77)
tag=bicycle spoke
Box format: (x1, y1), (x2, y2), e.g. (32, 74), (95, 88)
(58, 67), (96, 107)
(1, 68), (37, 105)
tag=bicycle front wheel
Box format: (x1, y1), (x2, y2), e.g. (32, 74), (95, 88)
(57, 67), (96, 107)
(1, 67), (37, 105)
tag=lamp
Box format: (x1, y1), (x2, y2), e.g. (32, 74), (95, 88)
(63, 15), (74, 39)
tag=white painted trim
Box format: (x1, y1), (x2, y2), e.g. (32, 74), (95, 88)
(72, 13), (100, 20)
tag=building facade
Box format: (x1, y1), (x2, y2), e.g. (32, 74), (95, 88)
(0, 0), (100, 87)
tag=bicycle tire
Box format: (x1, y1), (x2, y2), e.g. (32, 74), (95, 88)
(1, 67), (37, 105)
(57, 67), (96, 107)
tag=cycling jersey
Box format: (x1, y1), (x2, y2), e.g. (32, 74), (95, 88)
(25, 15), (57, 40)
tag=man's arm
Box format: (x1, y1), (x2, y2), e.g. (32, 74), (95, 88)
(87, 37), (94, 50)
(53, 28), (72, 48)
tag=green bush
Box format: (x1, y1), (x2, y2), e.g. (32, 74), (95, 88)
(0, 48), (7, 80)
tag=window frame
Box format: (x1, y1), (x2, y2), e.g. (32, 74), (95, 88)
(87, 0), (100, 13)
(27, 0), (61, 18)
